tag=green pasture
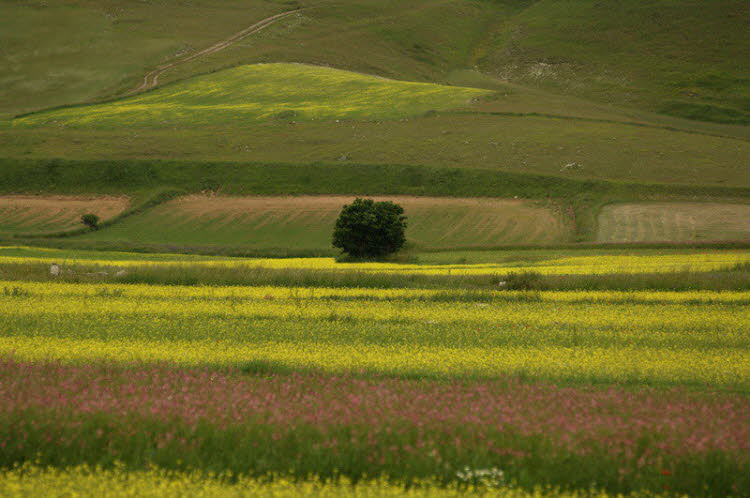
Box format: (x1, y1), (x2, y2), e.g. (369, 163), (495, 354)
(0, 0), (502, 119)
(2, 0), (749, 192)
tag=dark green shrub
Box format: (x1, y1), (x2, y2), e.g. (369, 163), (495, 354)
(81, 213), (100, 229)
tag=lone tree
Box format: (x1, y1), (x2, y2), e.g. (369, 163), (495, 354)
(333, 198), (407, 259)
(81, 213), (100, 229)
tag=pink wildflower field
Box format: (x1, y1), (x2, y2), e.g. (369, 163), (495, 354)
(1, 359), (748, 495)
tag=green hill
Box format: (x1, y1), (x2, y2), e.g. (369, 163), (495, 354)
(475, 0), (750, 126)
(15, 63), (489, 128)
(4, 0), (748, 125)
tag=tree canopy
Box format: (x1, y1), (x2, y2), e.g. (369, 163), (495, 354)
(332, 198), (407, 259)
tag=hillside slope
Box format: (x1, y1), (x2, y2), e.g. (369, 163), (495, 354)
(2, 0), (749, 202)
(15, 64), (489, 128)
(0, 0), (287, 119)
(4, 0), (749, 126)
(476, 0), (750, 125)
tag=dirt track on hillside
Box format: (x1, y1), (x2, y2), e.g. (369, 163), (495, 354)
(128, 10), (301, 95)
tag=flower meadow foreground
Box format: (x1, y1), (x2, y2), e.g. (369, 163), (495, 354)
(1, 360), (748, 496)
(0, 250), (749, 495)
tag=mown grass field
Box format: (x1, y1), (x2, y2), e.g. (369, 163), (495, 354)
(596, 202), (750, 243)
(74, 195), (570, 250)
(0, 195), (128, 235)
(14, 64), (490, 128)
(0, 245), (749, 495)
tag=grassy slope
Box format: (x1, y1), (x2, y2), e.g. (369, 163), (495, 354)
(74, 195), (571, 250)
(136, 0), (506, 92)
(0, 0), (499, 119)
(8, 0), (746, 124)
(477, 0), (750, 125)
(1, 0), (749, 188)
(5, 113), (749, 187)
(15, 64), (490, 128)
(0, 0), (290, 119)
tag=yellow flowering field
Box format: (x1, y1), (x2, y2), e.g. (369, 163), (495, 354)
(1, 279), (748, 388)
(2, 245), (749, 494)
(0, 465), (667, 498)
